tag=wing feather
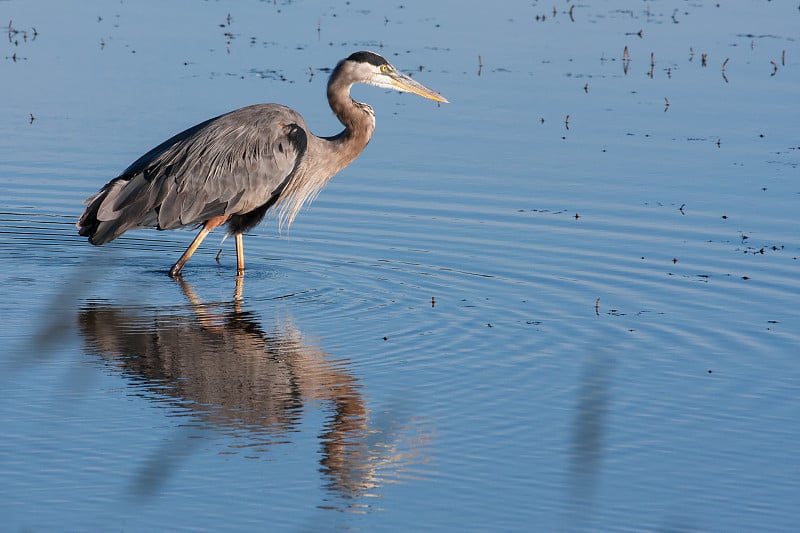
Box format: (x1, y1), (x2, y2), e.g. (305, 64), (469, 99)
(78, 104), (308, 244)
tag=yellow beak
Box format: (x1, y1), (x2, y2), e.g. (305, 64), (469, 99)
(390, 72), (449, 103)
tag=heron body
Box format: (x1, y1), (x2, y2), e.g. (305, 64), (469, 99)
(77, 51), (447, 277)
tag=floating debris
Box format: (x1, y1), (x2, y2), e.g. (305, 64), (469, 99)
(622, 46), (630, 75)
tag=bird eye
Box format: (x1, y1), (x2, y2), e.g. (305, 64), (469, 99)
(380, 64), (390, 73)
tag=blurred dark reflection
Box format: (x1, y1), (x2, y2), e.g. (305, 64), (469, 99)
(77, 277), (428, 507)
(565, 346), (615, 532)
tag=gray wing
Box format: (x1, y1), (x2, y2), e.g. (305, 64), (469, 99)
(80, 104), (307, 244)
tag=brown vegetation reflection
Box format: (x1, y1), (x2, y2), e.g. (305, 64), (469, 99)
(77, 277), (429, 506)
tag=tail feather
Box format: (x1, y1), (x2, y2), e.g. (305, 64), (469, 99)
(77, 176), (155, 245)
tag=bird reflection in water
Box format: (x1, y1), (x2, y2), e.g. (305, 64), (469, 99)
(77, 276), (429, 508)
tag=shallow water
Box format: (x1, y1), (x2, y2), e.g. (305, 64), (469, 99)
(1, 1), (799, 531)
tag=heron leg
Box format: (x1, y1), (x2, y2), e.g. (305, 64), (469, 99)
(235, 233), (245, 276)
(169, 227), (211, 277)
(234, 274), (244, 306)
(168, 215), (228, 278)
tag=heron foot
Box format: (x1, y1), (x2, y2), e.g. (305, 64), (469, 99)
(168, 264), (183, 278)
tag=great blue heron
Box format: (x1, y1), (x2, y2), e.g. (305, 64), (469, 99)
(77, 51), (447, 277)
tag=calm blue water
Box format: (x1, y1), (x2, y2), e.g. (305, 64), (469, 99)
(1, 1), (799, 531)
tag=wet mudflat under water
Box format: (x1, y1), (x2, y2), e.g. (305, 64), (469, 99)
(1, 1), (799, 531)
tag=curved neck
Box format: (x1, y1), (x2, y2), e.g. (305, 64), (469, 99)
(275, 63), (377, 230)
(313, 69), (376, 173)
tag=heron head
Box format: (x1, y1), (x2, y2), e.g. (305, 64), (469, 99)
(341, 50), (449, 103)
